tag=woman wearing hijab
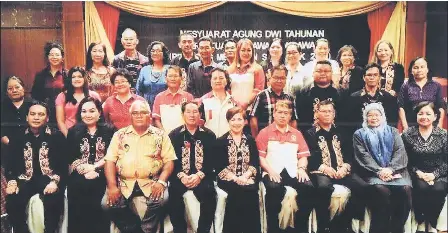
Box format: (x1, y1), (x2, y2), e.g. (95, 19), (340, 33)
(353, 103), (412, 233)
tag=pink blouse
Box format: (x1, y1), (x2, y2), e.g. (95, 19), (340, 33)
(55, 90), (101, 129)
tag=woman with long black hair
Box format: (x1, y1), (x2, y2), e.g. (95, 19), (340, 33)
(66, 97), (114, 233)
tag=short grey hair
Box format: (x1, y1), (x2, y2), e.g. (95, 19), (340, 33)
(129, 100), (151, 114)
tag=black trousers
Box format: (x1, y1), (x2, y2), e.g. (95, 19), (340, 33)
(6, 176), (64, 233)
(263, 169), (314, 233)
(412, 177), (447, 226)
(310, 173), (368, 232)
(168, 178), (217, 233)
(67, 172), (108, 233)
(367, 184), (412, 233)
(218, 180), (261, 233)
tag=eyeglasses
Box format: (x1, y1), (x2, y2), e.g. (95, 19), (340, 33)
(131, 111), (150, 117)
(150, 50), (163, 54)
(287, 51), (299, 55)
(114, 80), (129, 85)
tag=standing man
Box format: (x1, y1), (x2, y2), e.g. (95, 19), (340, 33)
(187, 36), (222, 98)
(168, 101), (217, 233)
(171, 32), (200, 91)
(295, 60), (341, 132)
(250, 65), (297, 138)
(257, 100), (314, 233)
(112, 28), (149, 91)
(152, 65), (194, 133)
(344, 63), (398, 130)
(102, 100), (176, 233)
(5, 101), (66, 233)
(220, 39), (237, 69)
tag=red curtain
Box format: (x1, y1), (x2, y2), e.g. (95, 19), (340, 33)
(94, 2), (120, 50)
(367, 2), (396, 61)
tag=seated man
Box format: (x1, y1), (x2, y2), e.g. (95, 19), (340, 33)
(304, 100), (368, 233)
(168, 101), (217, 233)
(5, 101), (66, 233)
(102, 100), (176, 233)
(257, 100), (314, 233)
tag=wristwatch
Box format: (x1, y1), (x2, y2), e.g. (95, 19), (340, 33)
(157, 180), (168, 188)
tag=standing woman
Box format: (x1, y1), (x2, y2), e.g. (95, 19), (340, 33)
(137, 41), (170, 109)
(216, 107), (260, 233)
(86, 42), (116, 102)
(336, 45), (364, 95)
(66, 97), (115, 233)
(398, 57), (446, 130)
(284, 42), (309, 97)
(261, 38), (285, 83)
(31, 41), (67, 125)
(56, 67), (101, 137)
(227, 38), (265, 110)
(372, 40), (405, 97)
(353, 103), (412, 233)
(302, 38), (340, 88)
(402, 101), (447, 229)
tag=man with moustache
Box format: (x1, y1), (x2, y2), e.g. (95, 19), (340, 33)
(168, 101), (217, 233)
(171, 32), (200, 90)
(295, 60), (341, 132)
(112, 28), (149, 91)
(303, 100), (368, 233)
(257, 100), (314, 233)
(102, 100), (176, 233)
(250, 65), (297, 138)
(219, 39), (237, 69)
(5, 101), (66, 233)
(344, 63), (398, 131)
(187, 36), (222, 98)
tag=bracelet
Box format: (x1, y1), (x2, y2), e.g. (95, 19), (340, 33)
(157, 180), (168, 188)
(298, 166), (307, 172)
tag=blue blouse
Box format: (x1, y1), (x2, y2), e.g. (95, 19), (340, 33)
(136, 64), (169, 109)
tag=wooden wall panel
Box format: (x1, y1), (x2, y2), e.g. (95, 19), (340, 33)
(405, 2), (427, 77)
(62, 2), (85, 69)
(1, 2), (62, 97)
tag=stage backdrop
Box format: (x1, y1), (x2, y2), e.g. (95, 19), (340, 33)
(114, 2), (371, 66)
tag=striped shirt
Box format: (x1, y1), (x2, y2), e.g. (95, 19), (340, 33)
(249, 88), (297, 131)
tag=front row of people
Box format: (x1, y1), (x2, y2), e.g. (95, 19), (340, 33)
(4, 97), (447, 233)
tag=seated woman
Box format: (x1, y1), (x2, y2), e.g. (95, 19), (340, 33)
(216, 107), (260, 233)
(304, 99), (367, 233)
(398, 57), (446, 130)
(402, 101), (447, 228)
(56, 66), (100, 137)
(353, 103), (412, 233)
(200, 67), (238, 138)
(1, 76), (33, 146)
(66, 97), (115, 233)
